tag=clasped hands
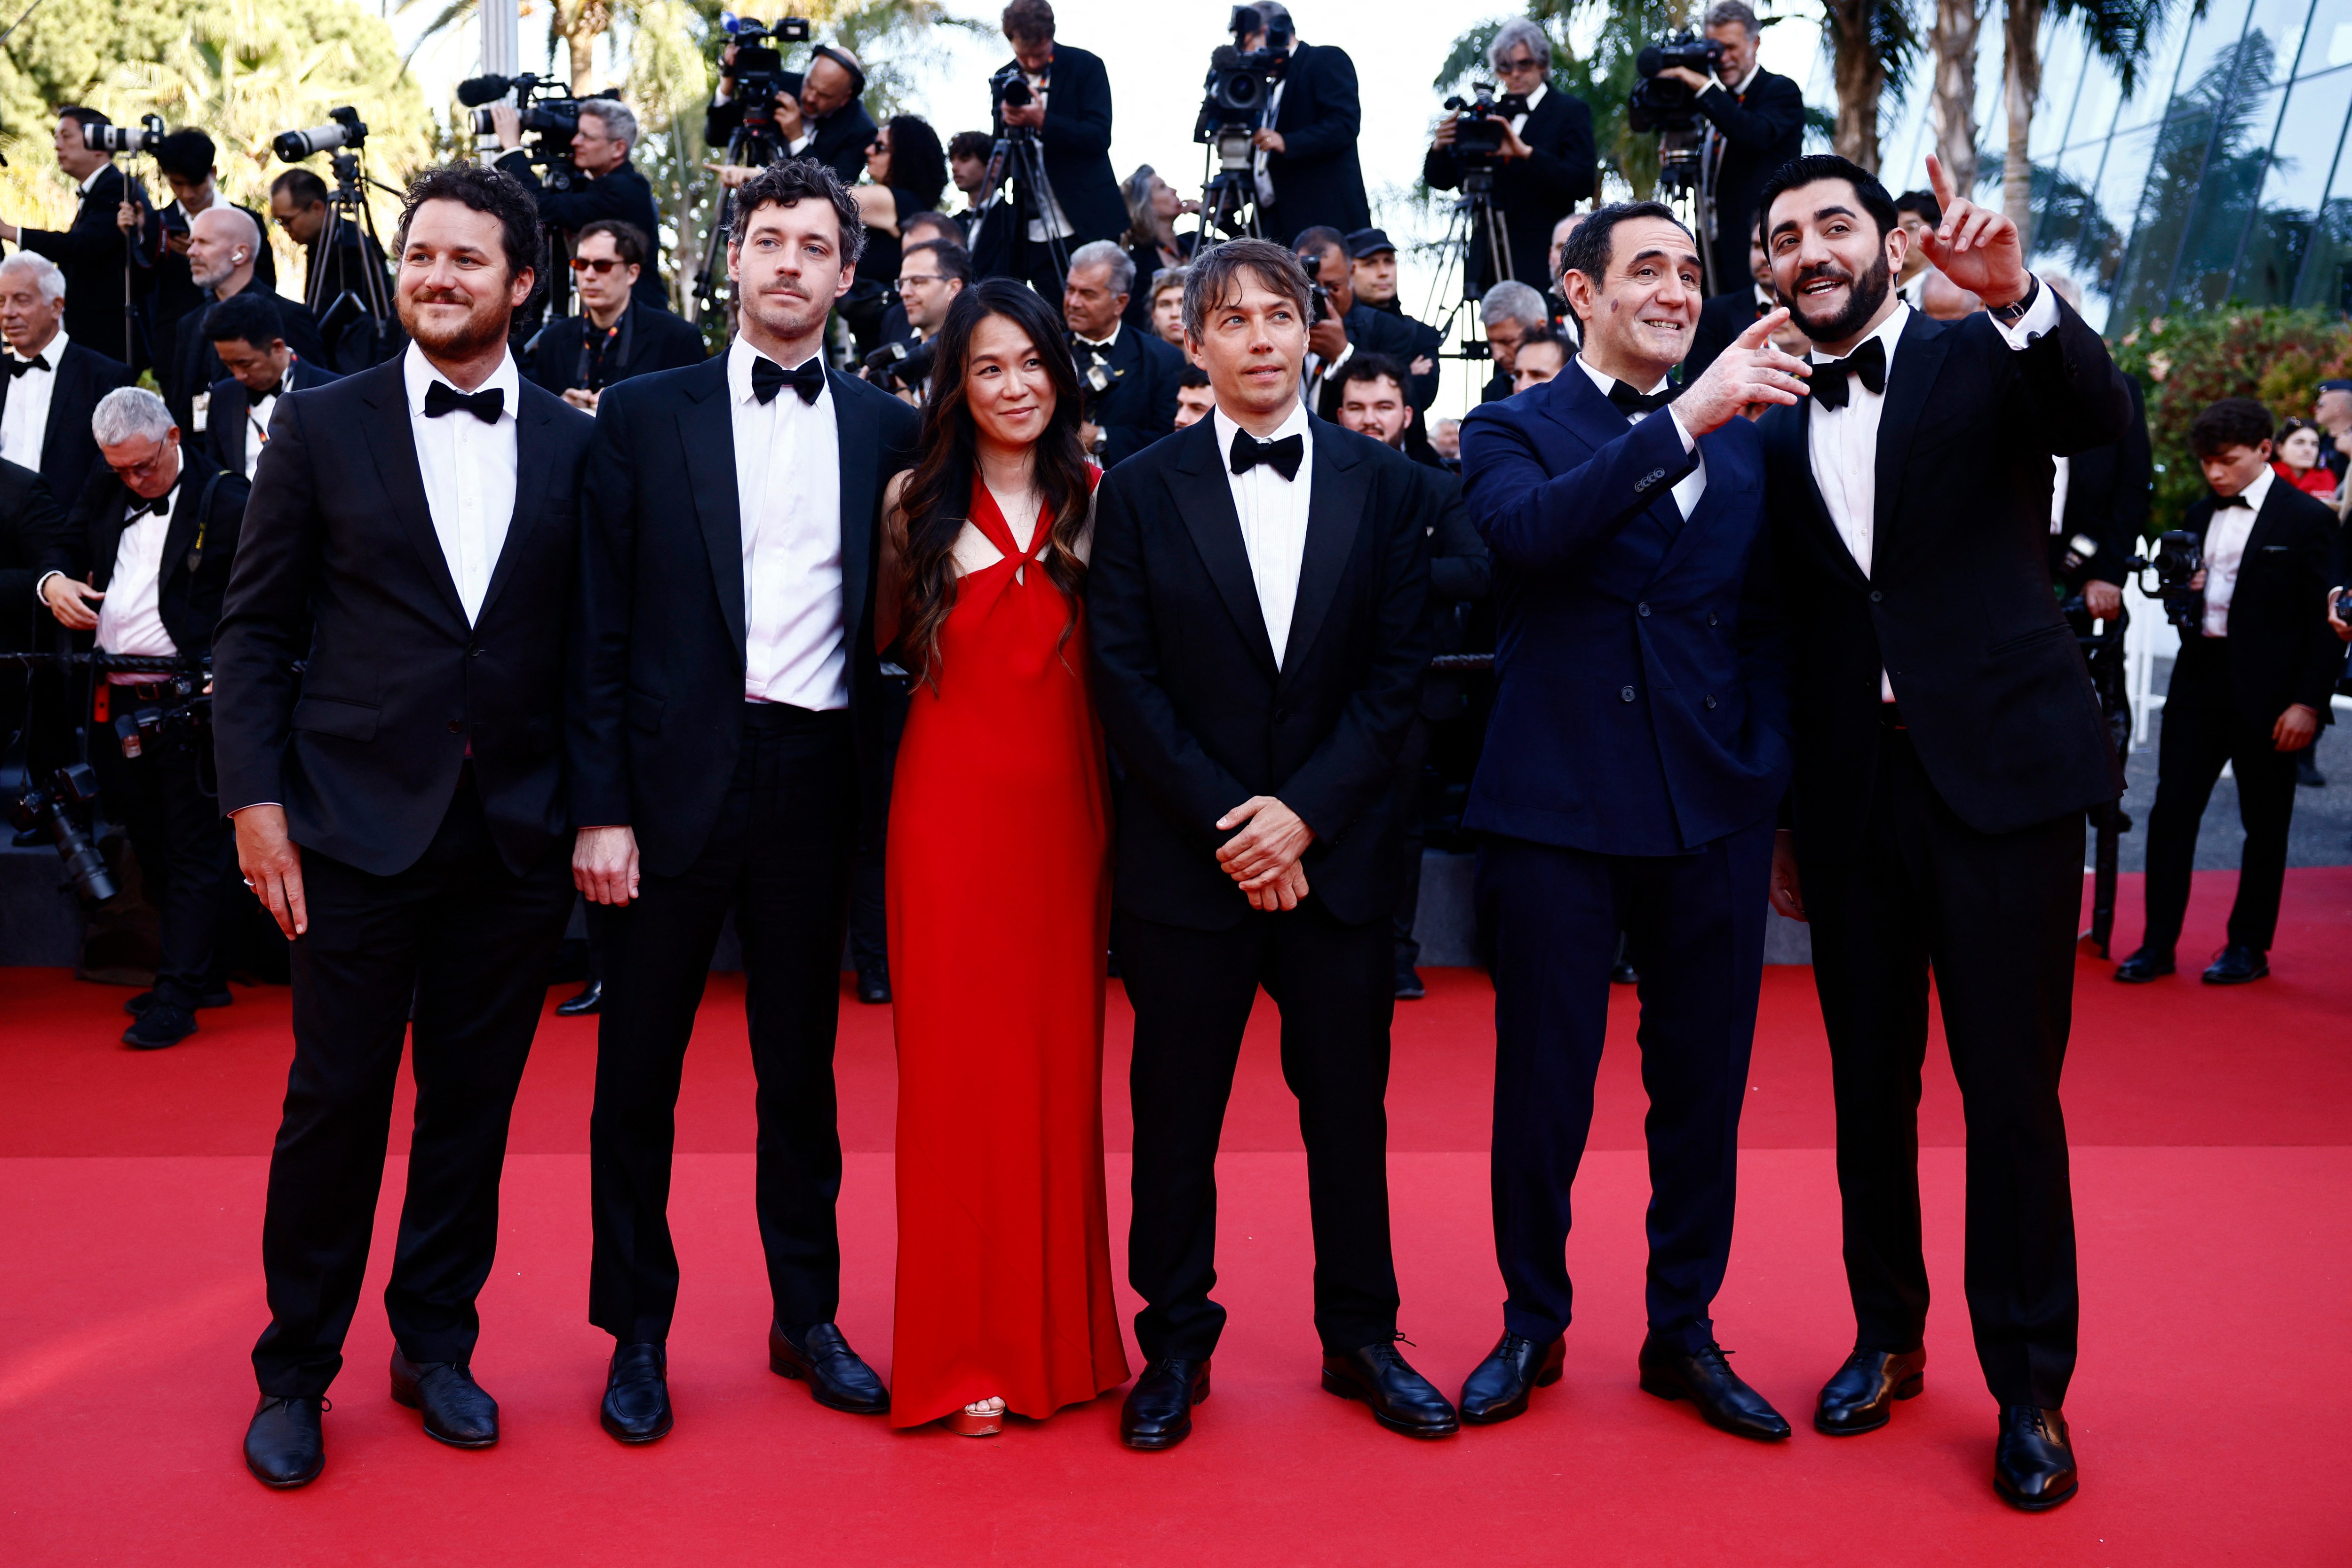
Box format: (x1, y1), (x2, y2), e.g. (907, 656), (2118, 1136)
(1216, 796), (1313, 912)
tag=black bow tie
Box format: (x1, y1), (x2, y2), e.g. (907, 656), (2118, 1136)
(1607, 380), (1677, 417)
(5, 352), (49, 378)
(423, 381), (504, 423)
(1229, 428), (1305, 482)
(253, 380), (284, 402)
(2213, 492), (2254, 509)
(1809, 336), (1887, 412)
(751, 354), (826, 406)
(128, 487), (173, 519)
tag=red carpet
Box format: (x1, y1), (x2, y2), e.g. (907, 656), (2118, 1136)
(2, 868), (2347, 1564)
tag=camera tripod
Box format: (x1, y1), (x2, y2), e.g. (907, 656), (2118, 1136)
(1193, 124), (1262, 244)
(692, 119), (792, 324)
(976, 126), (1073, 291)
(307, 151), (399, 351)
(1425, 165), (1515, 307)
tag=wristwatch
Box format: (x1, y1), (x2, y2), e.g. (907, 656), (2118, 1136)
(1987, 275), (2041, 327)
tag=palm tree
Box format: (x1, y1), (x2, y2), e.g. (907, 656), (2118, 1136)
(1820, 0), (1921, 173)
(1927, 0), (1984, 193)
(2000, 0), (2181, 245)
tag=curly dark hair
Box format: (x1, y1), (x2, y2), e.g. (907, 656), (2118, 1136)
(2189, 397), (2276, 459)
(731, 159), (865, 267)
(394, 162), (548, 308)
(881, 115), (948, 211)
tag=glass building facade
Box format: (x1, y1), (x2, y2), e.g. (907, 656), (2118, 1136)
(1865, 0), (2352, 331)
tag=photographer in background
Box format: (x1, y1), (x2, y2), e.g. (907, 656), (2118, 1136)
(167, 208), (326, 434)
(496, 97), (669, 311)
(865, 238), (970, 403)
(199, 292), (342, 478)
(1297, 227), (1427, 417)
(1423, 19), (1595, 299)
(981, 0), (1126, 298)
(37, 387), (247, 1051)
(1507, 323), (1567, 393)
(1477, 278), (1549, 402)
(270, 169), (391, 321)
(131, 131), (275, 404)
(1649, 0), (1802, 295)
(707, 38), (875, 186)
(0, 254), (135, 508)
(1243, 4), (1371, 246)
(871, 210), (962, 346)
(1346, 228), (1440, 408)
(524, 220), (703, 410)
(1063, 239), (1181, 465)
(0, 109), (142, 361)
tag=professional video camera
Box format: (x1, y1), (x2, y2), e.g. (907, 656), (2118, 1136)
(271, 106), (398, 358)
(2128, 529), (2205, 634)
(11, 762), (117, 907)
(1629, 30), (1724, 197)
(1442, 82), (1529, 163)
(461, 72), (582, 189)
(720, 12), (814, 147)
(863, 336), (937, 396)
(1192, 4), (1295, 239)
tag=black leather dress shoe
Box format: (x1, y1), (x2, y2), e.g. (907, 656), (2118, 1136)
(1458, 1331), (1564, 1425)
(1394, 969), (1425, 1001)
(600, 1342), (673, 1443)
(770, 1321), (889, 1414)
(855, 970), (891, 1004)
(1322, 1343), (1459, 1438)
(1813, 1345), (1925, 1435)
(555, 979), (603, 1017)
(1994, 1405), (2079, 1511)
(244, 1393), (326, 1488)
(2114, 948), (2175, 983)
(122, 1003), (198, 1050)
(1637, 1335), (1791, 1441)
(1120, 1357), (1209, 1450)
(125, 987), (232, 1016)
(389, 1350), (498, 1447)
(2202, 944), (2268, 984)
(1610, 959), (1640, 985)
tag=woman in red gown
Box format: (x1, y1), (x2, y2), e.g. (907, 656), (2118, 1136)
(876, 279), (1130, 1434)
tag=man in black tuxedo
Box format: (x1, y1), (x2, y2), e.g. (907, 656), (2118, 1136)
(0, 457), (73, 789)
(197, 292), (342, 479)
(494, 99), (671, 313)
(167, 207), (326, 431)
(215, 165), (596, 1489)
(1241, 5), (1370, 246)
(706, 39), (876, 187)
(570, 160), (921, 1444)
(271, 168), (393, 323)
(0, 253), (135, 507)
(989, 0), (1127, 299)
(522, 220), (704, 411)
(2115, 399), (2343, 987)
(1756, 153), (2132, 1511)
(1683, 229), (1775, 382)
(39, 387), (248, 1049)
(1089, 239), (1454, 1450)
(1295, 230), (1425, 419)
(133, 130), (277, 394)
(1651, 1), (1804, 295)
(0, 109), (141, 363)
(1422, 19), (1596, 297)
(1063, 240), (1181, 466)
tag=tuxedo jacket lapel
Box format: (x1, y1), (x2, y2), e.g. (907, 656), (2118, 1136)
(1772, 396), (1867, 591)
(1167, 418), (1279, 676)
(354, 362), (470, 629)
(675, 357), (746, 660)
(474, 388), (556, 627)
(831, 371), (877, 658)
(1544, 370), (1683, 547)
(1870, 310), (1950, 580)
(42, 349), (88, 469)
(1281, 419), (1365, 680)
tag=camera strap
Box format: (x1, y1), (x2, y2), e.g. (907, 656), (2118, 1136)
(183, 470), (225, 577)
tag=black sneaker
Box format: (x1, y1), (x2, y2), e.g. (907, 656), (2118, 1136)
(123, 1003), (199, 1050)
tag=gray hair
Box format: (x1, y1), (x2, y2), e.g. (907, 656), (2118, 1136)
(1068, 239), (1134, 295)
(0, 252), (65, 303)
(92, 386), (175, 447)
(1487, 19), (1551, 73)
(1480, 279), (1549, 330)
(1703, 0), (1760, 35)
(579, 98), (638, 149)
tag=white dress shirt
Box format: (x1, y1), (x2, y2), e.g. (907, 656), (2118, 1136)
(730, 336), (848, 709)
(1254, 61), (1295, 209)
(1507, 81), (1548, 138)
(244, 383), (278, 476)
(95, 479), (181, 680)
(404, 342), (520, 626)
(1806, 282), (2064, 700)
(0, 326), (66, 475)
(2201, 463), (2269, 639)
(1574, 354), (1704, 519)
(1214, 399), (1315, 668)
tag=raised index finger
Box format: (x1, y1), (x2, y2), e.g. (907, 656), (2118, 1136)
(1733, 305), (1790, 350)
(1925, 151), (1954, 213)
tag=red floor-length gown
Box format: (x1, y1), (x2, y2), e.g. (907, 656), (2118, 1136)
(885, 475), (1130, 1429)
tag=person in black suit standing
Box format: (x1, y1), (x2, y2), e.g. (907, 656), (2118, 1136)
(984, 0), (1126, 298)
(522, 220), (704, 413)
(1755, 153), (2132, 1511)
(1240, 5), (1370, 247)
(1089, 239), (1455, 1450)
(1344, 230), (1441, 410)
(196, 292), (342, 479)
(215, 164), (596, 1489)
(1062, 240), (1181, 467)
(132, 130), (277, 394)
(0, 109), (142, 364)
(2115, 399), (2343, 987)
(494, 99), (671, 313)
(707, 38), (876, 187)
(1423, 19), (1595, 298)
(0, 457), (74, 801)
(270, 168), (394, 329)
(0, 253), (135, 508)
(39, 387), (249, 1049)
(569, 160), (921, 1446)
(1650, 1), (1804, 296)
(167, 207), (327, 430)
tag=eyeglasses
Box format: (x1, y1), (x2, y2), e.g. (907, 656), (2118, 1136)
(570, 256), (630, 275)
(1497, 55), (1543, 74)
(897, 274), (945, 290)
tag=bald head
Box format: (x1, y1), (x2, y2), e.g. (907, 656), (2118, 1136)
(189, 204), (262, 296)
(800, 49), (862, 119)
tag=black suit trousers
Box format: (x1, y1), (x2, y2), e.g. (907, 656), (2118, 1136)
(589, 701), (857, 1345)
(90, 719), (239, 1008)
(1478, 821), (1772, 1353)
(1802, 725), (2082, 1409)
(2140, 639), (2301, 955)
(1119, 901), (1401, 1361)
(251, 775), (573, 1397)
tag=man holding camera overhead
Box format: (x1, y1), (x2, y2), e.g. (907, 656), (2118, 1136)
(706, 29), (877, 188)
(1649, 0), (1803, 297)
(1423, 18), (1595, 299)
(494, 97), (671, 312)
(1236, 4), (1370, 248)
(0, 109), (144, 362)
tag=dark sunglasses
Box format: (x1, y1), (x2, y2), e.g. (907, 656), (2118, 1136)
(570, 256), (630, 275)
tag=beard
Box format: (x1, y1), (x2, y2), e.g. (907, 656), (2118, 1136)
(1785, 248), (1893, 344)
(401, 287), (512, 360)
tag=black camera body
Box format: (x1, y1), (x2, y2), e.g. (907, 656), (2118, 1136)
(111, 674), (212, 762)
(83, 113), (167, 156)
(2124, 528), (2204, 634)
(462, 72), (583, 188)
(723, 14), (814, 137)
(1629, 30), (1724, 132)
(273, 105), (367, 163)
(1197, 4), (1293, 143)
(1443, 82), (1530, 162)
(10, 763), (117, 906)
(863, 336), (937, 395)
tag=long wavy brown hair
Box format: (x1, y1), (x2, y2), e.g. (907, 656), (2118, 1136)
(895, 278), (1094, 689)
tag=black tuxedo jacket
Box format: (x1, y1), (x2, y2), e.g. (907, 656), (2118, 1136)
(1759, 300), (2131, 853)
(198, 356), (342, 478)
(1682, 286), (1769, 384)
(1079, 326), (1182, 468)
(2177, 480), (2346, 724)
(5, 339), (135, 509)
(1697, 69), (1805, 293)
(569, 357), (922, 877)
(168, 277), (326, 431)
(1422, 87), (1596, 294)
(524, 301), (707, 397)
(65, 443), (249, 661)
(1089, 414), (1434, 930)
(214, 360), (597, 877)
(2051, 375), (2152, 588)
(706, 94), (876, 188)
(1341, 302), (1438, 411)
(0, 458), (71, 650)
(1264, 43), (1371, 244)
(1000, 44), (1127, 247)
(497, 154), (671, 311)
(21, 165), (139, 357)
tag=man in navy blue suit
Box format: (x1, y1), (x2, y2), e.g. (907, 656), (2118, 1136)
(1452, 201), (1812, 1439)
